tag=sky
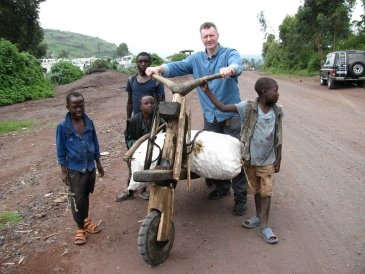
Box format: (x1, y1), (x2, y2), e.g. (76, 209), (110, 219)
(39, 0), (363, 58)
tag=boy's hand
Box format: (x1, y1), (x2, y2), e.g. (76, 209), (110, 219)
(97, 163), (105, 178)
(61, 171), (70, 186)
(274, 157), (281, 173)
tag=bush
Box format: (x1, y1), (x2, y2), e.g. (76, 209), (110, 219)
(84, 58), (117, 75)
(48, 60), (84, 85)
(0, 38), (54, 106)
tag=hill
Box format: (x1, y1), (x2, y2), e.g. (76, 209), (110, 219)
(43, 29), (117, 58)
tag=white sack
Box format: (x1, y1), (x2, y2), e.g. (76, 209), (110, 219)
(128, 132), (165, 191)
(189, 130), (242, 180)
(128, 130), (242, 191)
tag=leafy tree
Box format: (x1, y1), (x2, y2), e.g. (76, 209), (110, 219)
(150, 53), (165, 66)
(257, 11), (268, 39)
(296, 0), (355, 53)
(48, 61), (83, 85)
(116, 43), (130, 57)
(84, 58), (118, 75)
(0, 0), (47, 58)
(170, 52), (188, 61)
(58, 49), (70, 59)
(0, 38), (53, 106)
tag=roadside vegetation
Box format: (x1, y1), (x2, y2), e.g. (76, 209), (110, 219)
(0, 119), (35, 134)
(48, 60), (84, 85)
(0, 211), (23, 229)
(259, 0), (365, 76)
(0, 39), (54, 106)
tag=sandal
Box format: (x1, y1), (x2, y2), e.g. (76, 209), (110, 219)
(75, 229), (87, 245)
(242, 216), (261, 229)
(84, 218), (101, 234)
(258, 227), (279, 244)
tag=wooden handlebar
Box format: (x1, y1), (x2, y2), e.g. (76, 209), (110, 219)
(152, 73), (222, 96)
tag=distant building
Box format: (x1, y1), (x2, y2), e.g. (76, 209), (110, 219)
(39, 57), (96, 73)
(116, 55), (134, 67)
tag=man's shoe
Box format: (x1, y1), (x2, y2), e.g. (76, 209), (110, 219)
(115, 191), (134, 202)
(208, 189), (230, 200)
(233, 200), (247, 216)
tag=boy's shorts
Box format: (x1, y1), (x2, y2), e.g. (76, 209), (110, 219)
(244, 164), (275, 197)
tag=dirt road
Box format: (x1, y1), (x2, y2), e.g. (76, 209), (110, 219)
(0, 70), (364, 274)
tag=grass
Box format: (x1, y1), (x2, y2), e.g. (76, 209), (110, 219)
(0, 211), (23, 229)
(0, 119), (35, 134)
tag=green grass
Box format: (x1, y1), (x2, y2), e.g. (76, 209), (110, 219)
(0, 211), (23, 229)
(0, 119), (35, 133)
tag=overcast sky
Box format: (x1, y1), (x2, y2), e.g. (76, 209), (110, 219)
(39, 0), (363, 58)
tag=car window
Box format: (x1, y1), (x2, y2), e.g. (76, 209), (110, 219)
(348, 53), (365, 63)
(325, 53), (334, 65)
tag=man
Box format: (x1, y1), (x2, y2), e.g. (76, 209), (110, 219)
(145, 22), (247, 216)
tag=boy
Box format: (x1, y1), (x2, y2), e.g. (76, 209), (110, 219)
(126, 52), (165, 119)
(115, 95), (165, 201)
(56, 91), (105, 245)
(200, 77), (283, 244)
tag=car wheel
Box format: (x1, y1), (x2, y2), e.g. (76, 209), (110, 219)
(327, 76), (335, 89)
(320, 74), (327, 85)
(349, 62), (364, 77)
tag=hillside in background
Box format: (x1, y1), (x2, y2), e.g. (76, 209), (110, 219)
(44, 29), (117, 58)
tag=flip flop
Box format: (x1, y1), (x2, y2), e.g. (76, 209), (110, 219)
(259, 227), (279, 244)
(242, 216), (261, 229)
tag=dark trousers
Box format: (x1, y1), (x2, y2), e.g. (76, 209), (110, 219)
(68, 169), (96, 228)
(204, 115), (247, 203)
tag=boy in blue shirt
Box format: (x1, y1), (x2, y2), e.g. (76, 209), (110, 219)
(56, 91), (105, 245)
(200, 77), (283, 244)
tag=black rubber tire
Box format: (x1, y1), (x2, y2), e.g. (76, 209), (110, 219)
(327, 76), (335, 89)
(320, 74), (327, 86)
(137, 211), (175, 266)
(349, 62), (364, 77)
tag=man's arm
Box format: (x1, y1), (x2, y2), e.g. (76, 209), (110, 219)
(200, 82), (237, 113)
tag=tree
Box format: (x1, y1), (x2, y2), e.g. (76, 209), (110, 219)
(150, 53), (165, 66)
(0, 0), (47, 58)
(58, 49), (69, 59)
(116, 43), (130, 57)
(0, 38), (53, 106)
(296, 0), (356, 52)
(169, 52), (188, 62)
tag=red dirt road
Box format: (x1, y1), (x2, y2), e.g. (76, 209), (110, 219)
(0, 70), (364, 274)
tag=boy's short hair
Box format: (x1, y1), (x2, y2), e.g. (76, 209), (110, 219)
(136, 52), (151, 62)
(199, 22), (218, 32)
(139, 95), (155, 104)
(66, 91), (84, 105)
(254, 77), (278, 96)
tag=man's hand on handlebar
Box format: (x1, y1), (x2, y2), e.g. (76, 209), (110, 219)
(145, 66), (163, 77)
(219, 67), (235, 78)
